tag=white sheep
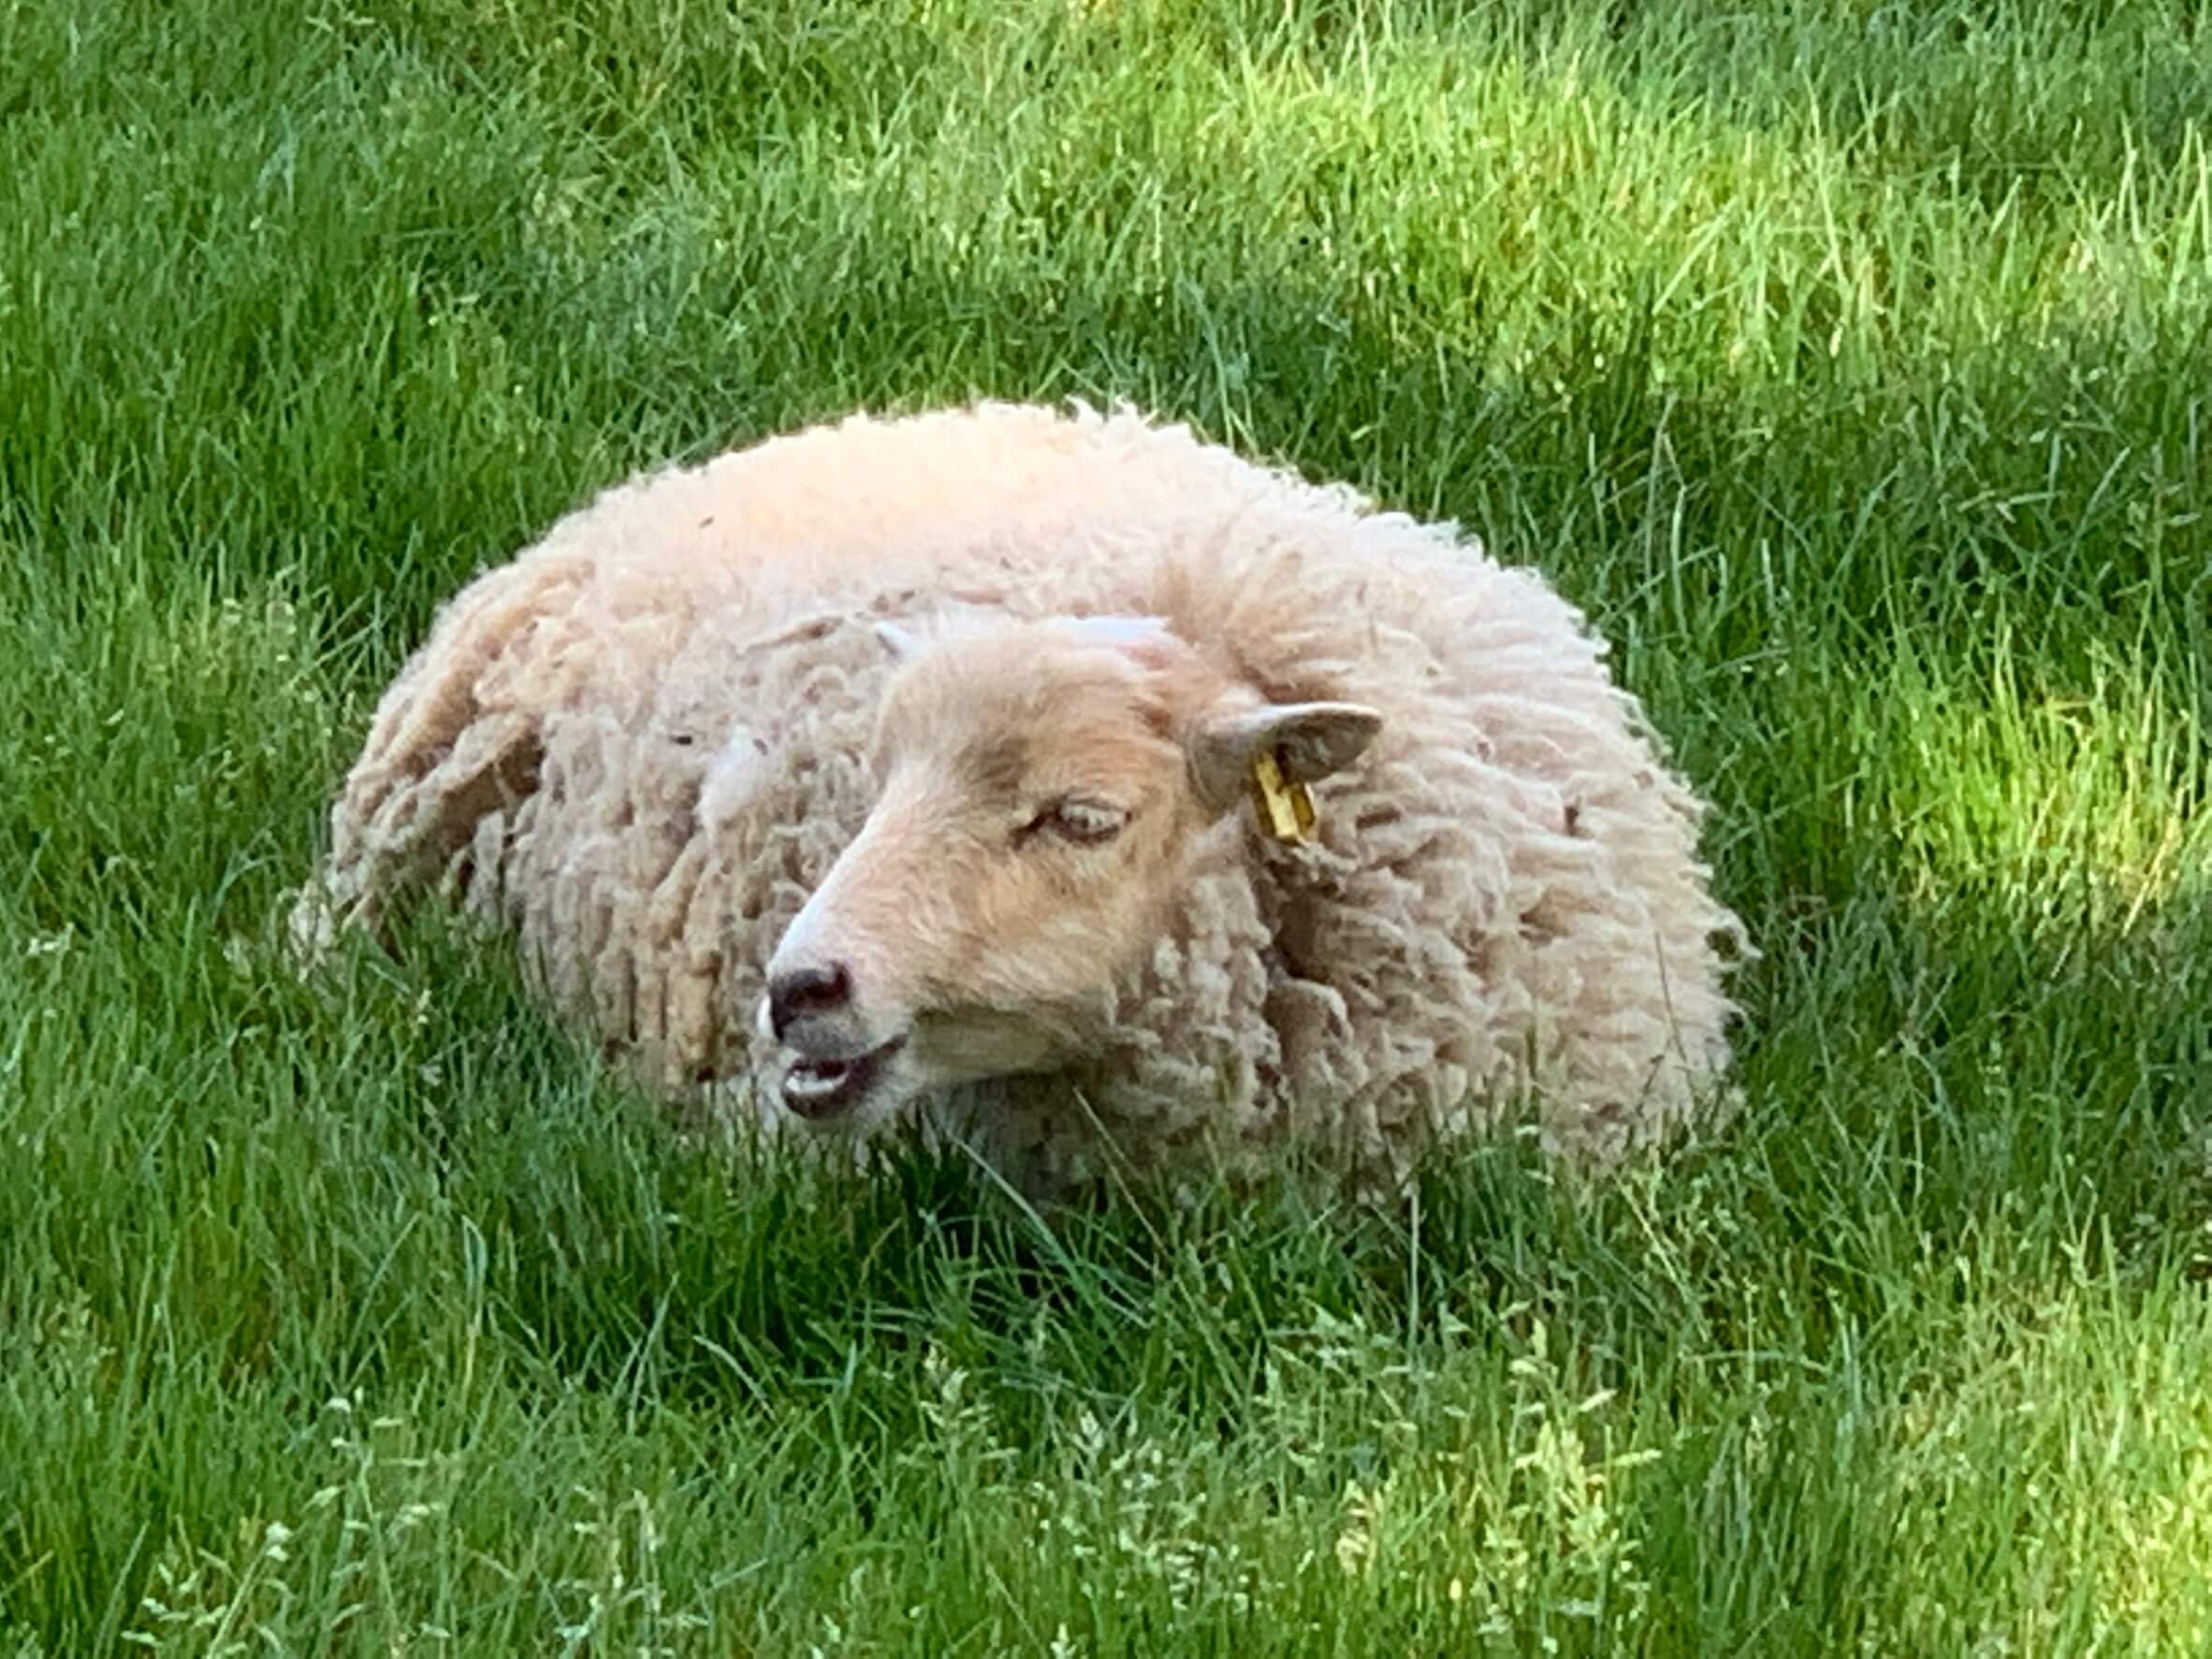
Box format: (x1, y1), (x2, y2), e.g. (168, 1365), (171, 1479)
(295, 400), (1750, 1191)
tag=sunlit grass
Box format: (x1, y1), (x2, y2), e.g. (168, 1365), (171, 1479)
(2, 0), (2207, 1652)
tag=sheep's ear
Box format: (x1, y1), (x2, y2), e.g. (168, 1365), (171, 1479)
(1187, 700), (1382, 817)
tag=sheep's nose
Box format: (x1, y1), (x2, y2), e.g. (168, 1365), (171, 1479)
(766, 963), (852, 1040)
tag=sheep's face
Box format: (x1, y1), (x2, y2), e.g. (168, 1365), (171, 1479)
(757, 616), (1380, 1133)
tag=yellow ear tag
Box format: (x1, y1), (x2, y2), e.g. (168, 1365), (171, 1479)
(1248, 747), (1317, 844)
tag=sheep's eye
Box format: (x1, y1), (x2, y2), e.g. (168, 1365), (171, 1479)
(1020, 796), (1127, 847)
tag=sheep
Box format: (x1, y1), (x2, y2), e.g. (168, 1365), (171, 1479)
(293, 399), (1750, 1192)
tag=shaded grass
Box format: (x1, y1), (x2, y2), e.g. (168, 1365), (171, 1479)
(3, 0), (2209, 1652)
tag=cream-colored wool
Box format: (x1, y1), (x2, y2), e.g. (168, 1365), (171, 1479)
(297, 400), (1750, 1190)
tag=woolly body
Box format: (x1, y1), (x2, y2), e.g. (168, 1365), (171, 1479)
(301, 401), (1747, 1189)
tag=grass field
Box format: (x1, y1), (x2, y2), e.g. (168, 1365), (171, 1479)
(4, 0), (2210, 1651)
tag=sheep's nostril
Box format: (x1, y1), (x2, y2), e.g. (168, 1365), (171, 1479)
(766, 963), (852, 1039)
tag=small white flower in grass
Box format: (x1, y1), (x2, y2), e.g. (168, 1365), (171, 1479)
(1073, 1408), (1107, 1461)
(1333, 1477), (1382, 1576)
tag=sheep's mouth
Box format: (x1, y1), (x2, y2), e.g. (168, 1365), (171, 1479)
(779, 1036), (905, 1121)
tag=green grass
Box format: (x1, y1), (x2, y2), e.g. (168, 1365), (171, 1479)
(4, 0), (2209, 1650)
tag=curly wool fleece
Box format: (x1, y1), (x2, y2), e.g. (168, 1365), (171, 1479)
(297, 400), (1749, 1190)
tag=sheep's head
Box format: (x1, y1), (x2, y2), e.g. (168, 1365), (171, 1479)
(756, 614), (1381, 1132)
